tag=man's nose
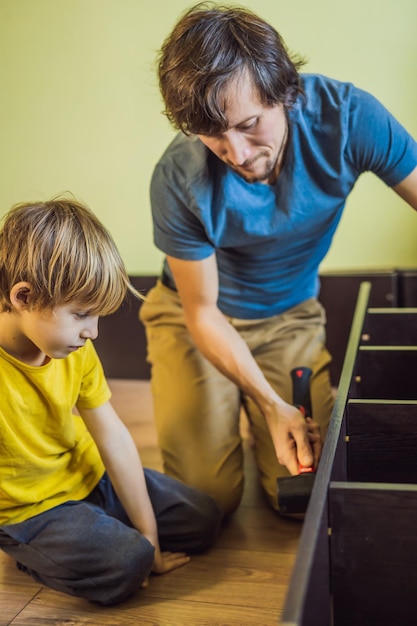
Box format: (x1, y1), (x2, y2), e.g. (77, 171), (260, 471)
(222, 132), (252, 165)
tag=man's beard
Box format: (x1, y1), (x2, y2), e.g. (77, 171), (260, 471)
(230, 153), (277, 184)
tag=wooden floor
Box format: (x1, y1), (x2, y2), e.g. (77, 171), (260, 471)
(0, 380), (301, 626)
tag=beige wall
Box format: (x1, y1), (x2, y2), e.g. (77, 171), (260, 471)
(1, 0), (416, 274)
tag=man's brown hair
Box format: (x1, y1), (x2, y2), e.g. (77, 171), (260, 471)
(158, 2), (305, 135)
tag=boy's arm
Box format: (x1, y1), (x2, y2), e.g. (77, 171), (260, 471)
(78, 401), (190, 575)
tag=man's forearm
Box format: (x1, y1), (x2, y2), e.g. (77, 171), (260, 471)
(184, 307), (314, 473)
(185, 306), (282, 411)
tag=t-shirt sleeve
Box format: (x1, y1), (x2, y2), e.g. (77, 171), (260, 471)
(346, 87), (417, 186)
(150, 161), (215, 261)
(76, 340), (111, 410)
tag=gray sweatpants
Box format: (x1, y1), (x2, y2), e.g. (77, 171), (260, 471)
(0, 469), (223, 605)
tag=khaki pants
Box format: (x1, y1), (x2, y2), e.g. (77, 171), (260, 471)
(140, 281), (334, 514)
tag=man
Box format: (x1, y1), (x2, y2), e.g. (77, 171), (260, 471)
(140, 2), (417, 515)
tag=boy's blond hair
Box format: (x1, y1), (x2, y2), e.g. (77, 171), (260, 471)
(0, 197), (142, 314)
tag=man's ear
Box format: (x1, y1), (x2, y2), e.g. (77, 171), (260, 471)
(9, 282), (34, 311)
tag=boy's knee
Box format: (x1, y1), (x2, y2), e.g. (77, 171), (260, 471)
(187, 493), (224, 551)
(20, 531), (155, 606)
(96, 534), (155, 605)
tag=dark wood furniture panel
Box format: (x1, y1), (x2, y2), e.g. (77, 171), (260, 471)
(329, 483), (417, 626)
(353, 346), (417, 399)
(319, 270), (398, 386)
(93, 271), (401, 382)
(94, 275), (157, 379)
(398, 269), (417, 306)
(281, 283), (417, 626)
(281, 282), (372, 626)
(361, 308), (417, 345)
(347, 400), (417, 483)
(92, 270), (417, 382)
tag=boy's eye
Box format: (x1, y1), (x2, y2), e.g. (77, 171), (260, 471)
(75, 312), (89, 320)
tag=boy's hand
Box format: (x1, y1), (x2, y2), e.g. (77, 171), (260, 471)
(152, 550), (191, 575)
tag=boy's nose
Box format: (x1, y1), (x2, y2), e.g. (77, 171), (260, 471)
(81, 318), (99, 340)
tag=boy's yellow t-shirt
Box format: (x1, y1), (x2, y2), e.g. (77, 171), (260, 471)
(0, 340), (110, 525)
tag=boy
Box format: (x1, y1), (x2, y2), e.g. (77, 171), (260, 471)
(0, 197), (222, 605)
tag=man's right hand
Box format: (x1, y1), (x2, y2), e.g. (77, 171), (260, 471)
(266, 402), (322, 475)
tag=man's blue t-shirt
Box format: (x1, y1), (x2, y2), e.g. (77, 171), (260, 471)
(151, 74), (417, 319)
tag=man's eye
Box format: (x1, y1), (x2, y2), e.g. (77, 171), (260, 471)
(76, 312), (89, 320)
(239, 119), (257, 131)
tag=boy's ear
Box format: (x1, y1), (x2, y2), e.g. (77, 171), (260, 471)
(9, 282), (34, 310)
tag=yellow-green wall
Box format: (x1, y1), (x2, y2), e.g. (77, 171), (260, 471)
(1, 0), (416, 275)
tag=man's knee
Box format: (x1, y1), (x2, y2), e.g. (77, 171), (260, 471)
(188, 474), (244, 517)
